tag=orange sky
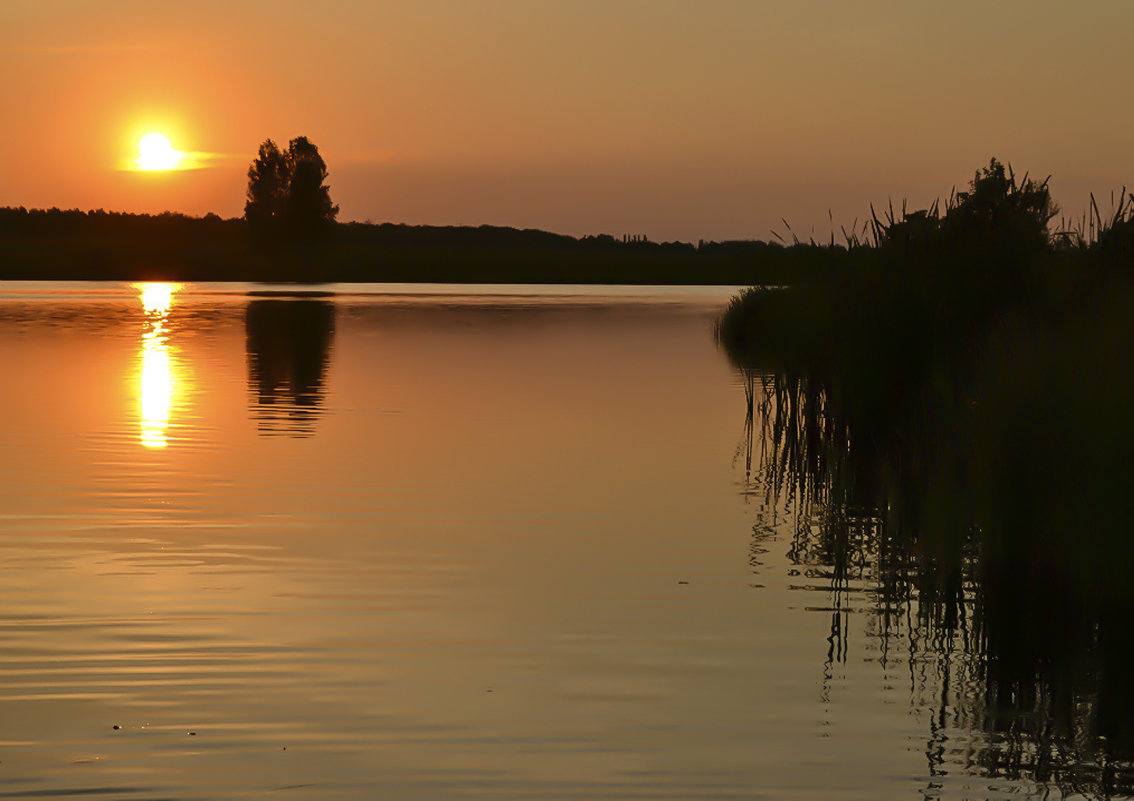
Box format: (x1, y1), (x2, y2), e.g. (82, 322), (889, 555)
(3, 1), (1133, 242)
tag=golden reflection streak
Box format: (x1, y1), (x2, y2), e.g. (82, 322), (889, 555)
(135, 283), (182, 449)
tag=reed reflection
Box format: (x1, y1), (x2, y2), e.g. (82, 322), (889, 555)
(135, 282), (182, 449)
(245, 298), (335, 437)
(735, 369), (1134, 797)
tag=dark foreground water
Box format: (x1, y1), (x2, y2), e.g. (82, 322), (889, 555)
(0, 283), (1118, 800)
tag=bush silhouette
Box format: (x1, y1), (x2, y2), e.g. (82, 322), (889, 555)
(943, 158), (1058, 252)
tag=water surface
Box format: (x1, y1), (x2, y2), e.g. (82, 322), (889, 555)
(0, 282), (1100, 799)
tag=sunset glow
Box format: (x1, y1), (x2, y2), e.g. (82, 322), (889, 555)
(4, 3), (1133, 239)
(5, 0), (1134, 797)
(136, 133), (184, 171)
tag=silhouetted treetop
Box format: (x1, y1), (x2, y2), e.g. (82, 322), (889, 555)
(283, 137), (338, 237)
(245, 136), (338, 241)
(244, 139), (287, 231)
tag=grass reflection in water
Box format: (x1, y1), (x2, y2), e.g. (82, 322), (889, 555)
(733, 345), (1134, 797)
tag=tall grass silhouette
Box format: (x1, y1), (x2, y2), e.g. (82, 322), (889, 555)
(719, 159), (1134, 794)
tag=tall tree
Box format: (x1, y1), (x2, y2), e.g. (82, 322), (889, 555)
(244, 139), (287, 234)
(244, 136), (338, 241)
(283, 137), (339, 238)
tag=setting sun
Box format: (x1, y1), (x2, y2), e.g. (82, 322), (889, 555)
(136, 132), (184, 171)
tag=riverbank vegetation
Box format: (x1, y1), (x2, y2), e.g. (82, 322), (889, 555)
(719, 159), (1134, 789)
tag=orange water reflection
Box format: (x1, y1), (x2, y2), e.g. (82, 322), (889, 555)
(135, 282), (182, 448)
(0, 285), (993, 800)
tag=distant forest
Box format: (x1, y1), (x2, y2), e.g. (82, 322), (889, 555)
(0, 205), (842, 284)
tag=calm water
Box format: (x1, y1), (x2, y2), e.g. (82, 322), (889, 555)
(0, 282), (1110, 800)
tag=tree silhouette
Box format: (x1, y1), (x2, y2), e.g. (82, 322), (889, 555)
(244, 139), (287, 234)
(282, 137), (338, 238)
(244, 137), (338, 241)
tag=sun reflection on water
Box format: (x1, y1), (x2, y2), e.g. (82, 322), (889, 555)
(135, 283), (182, 449)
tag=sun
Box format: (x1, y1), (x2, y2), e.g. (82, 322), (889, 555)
(136, 133), (185, 171)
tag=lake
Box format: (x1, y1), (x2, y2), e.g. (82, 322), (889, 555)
(0, 282), (1121, 800)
